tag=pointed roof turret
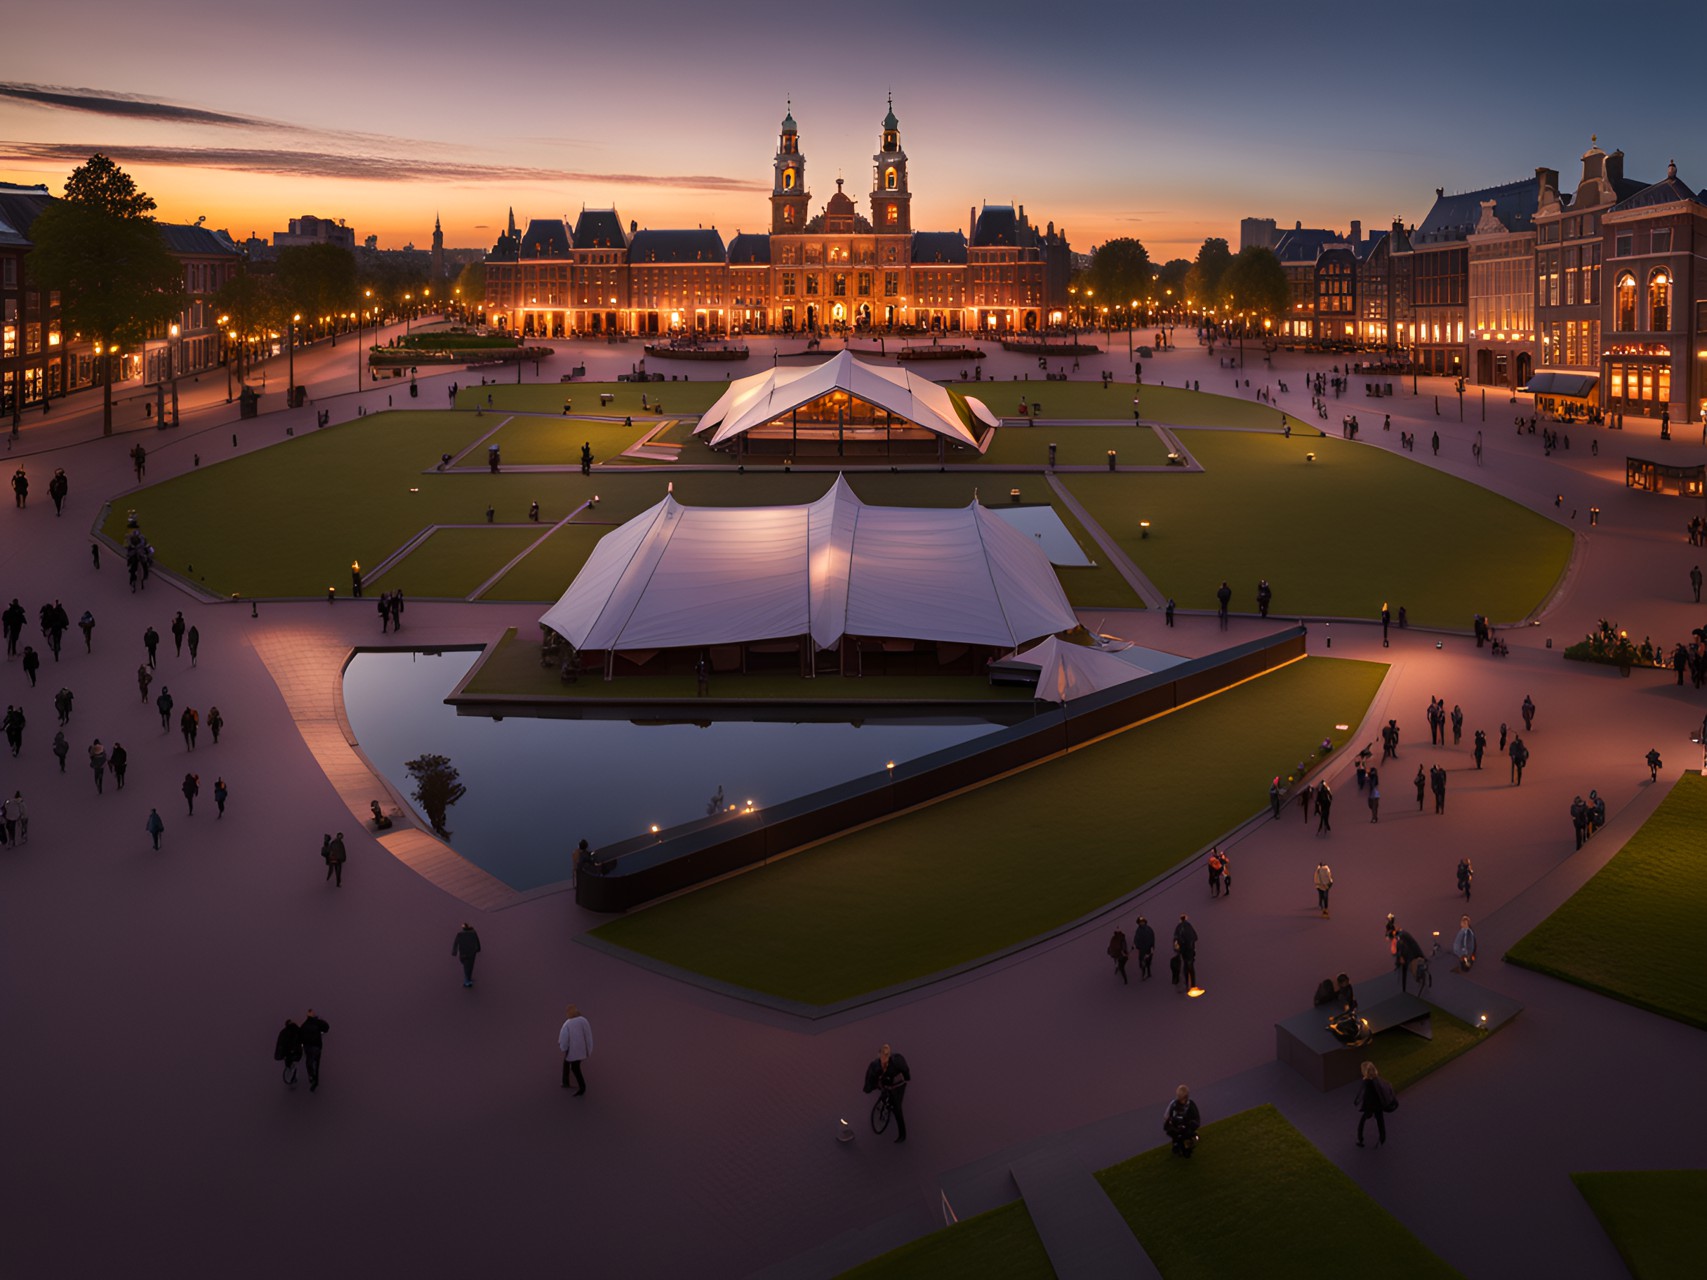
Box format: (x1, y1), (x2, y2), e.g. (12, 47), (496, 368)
(781, 98), (797, 133)
(883, 92), (898, 132)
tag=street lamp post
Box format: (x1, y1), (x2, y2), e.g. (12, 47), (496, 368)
(168, 322), (180, 427)
(357, 289), (371, 393)
(287, 312), (300, 406)
(405, 293), (413, 336)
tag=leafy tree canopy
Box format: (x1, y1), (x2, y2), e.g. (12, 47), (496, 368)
(1224, 246), (1289, 323)
(1083, 237), (1154, 309)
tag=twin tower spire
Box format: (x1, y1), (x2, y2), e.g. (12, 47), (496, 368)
(771, 98), (911, 236)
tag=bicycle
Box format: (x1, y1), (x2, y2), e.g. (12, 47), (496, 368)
(870, 1085), (896, 1134)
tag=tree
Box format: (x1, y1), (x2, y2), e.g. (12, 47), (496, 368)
(25, 154), (183, 434)
(405, 753), (466, 838)
(213, 267), (285, 390)
(1185, 237), (1233, 312)
(1224, 246), (1289, 328)
(1084, 238), (1152, 322)
(277, 243), (358, 345)
(453, 260), (484, 310)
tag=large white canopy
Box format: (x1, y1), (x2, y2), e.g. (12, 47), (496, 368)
(540, 476), (1076, 653)
(1005, 635), (1152, 704)
(694, 350), (997, 449)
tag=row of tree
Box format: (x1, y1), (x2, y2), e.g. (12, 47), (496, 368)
(24, 154), (444, 435)
(1074, 235), (1289, 329)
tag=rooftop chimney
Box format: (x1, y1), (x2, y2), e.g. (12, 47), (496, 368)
(1349, 220), (1361, 242)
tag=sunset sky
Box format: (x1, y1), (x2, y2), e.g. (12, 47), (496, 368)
(3, 0), (1702, 261)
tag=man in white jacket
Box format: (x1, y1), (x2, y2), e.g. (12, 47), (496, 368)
(558, 1004), (593, 1095)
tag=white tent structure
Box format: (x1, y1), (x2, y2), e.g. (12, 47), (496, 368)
(694, 350), (997, 451)
(539, 477), (1076, 667)
(1002, 635), (1152, 704)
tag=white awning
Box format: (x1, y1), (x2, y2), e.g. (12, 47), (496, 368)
(694, 350), (996, 449)
(1004, 635), (1152, 703)
(539, 476), (1076, 653)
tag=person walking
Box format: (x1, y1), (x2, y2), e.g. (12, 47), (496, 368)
(1431, 765), (1447, 814)
(1314, 860), (1334, 916)
(1164, 598), (1175, 627)
(452, 923), (482, 987)
(170, 612), (185, 658)
(1269, 776), (1282, 818)
(180, 706), (199, 750)
(558, 1004), (594, 1096)
(1206, 849), (1223, 898)
(1216, 580), (1232, 630)
(207, 706), (224, 745)
(1510, 735), (1527, 785)
(1498, 722), (1508, 752)
(1646, 747), (1663, 781)
(52, 729), (69, 773)
(21, 645), (39, 687)
(187, 626), (199, 667)
(213, 777), (228, 818)
(145, 807), (165, 850)
(1521, 694), (1535, 732)
(3, 791), (25, 844)
(1218, 848), (1232, 896)
(1315, 779), (1333, 833)
(1450, 705), (1463, 746)
(1367, 771), (1381, 822)
(1107, 926), (1130, 984)
(181, 772), (199, 816)
(143, 625), (160, 668)
(1173, 914), (1199, 988)
(1456, 857), (1474, 901)
(156, 686), (173, 732)
(79, 610), (95, 653)
(323, 832), (346, 887)
(1355, 1061), (1394, 1147)
(863, 1042), (912, 1143)
(299, 1010), (329, 1092)
(1692, 565), (1703, 604)
(109, 741), (127, 790)
(4, 703), (25, 757)
(1473, 729), (1486, 769)
(1164, 1085), (1201, 1157)
(137, 664), (152, 704)
(1394, 928), (1423, 993)
(1452, 915), (1477, 970)
(88, 738), (107, 793)
(1299, 781), (1313, 823)
(273, 1018), (303, 1087)
(1133, 916), (1155, 979)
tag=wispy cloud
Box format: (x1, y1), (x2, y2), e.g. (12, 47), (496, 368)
(0, 82), (287, 130)
(1, 140), (766, 192)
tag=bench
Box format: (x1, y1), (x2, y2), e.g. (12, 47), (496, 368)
(1275, 969), (1431, 1090)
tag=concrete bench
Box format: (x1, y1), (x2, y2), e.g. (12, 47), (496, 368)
(1275, 969), (1431, 1091)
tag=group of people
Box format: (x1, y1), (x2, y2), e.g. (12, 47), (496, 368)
(1105, 913), (1199, 990)
(376, 590), (407, 633)
(1569, 792), (1606, 849)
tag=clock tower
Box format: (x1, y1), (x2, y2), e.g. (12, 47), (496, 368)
(870, 95), (911, 234)
(771, 103), (810, 235)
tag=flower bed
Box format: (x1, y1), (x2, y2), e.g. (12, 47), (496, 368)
(1562, 619), (1665, 670)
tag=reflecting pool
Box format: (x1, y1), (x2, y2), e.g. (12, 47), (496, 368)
(343, 649), (1009, 891)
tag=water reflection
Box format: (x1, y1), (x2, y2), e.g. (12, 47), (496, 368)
(343, 650), (1006, 891)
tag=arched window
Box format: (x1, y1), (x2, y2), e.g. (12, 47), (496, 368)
(1648, 269), (1671, 331)
(1614, 273), (1637, 331)
(885, 167), (897, 191)
(885, 204), (898, 225)
(783, 169), (795, 191)
(783, 206), (796, 224)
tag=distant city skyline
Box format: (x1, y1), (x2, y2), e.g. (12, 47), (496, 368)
(3, 0), (1703, 259)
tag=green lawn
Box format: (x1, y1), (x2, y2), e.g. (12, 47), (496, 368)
(593, 657), (1385, 1004)
(454, 380), (724, 415)
(1095, 1106), (1460, 1280)
(1507, 773), (1707, 1029)
(479, 415), (656, 466)
(1573, 1171), (1707, 1280)
(839, 1202), (1053, 1280)
(1363, 1008), (1490, 1091)
(368, 527), (543, 599)
(979, 422), (1172, 468)
(1064, 430), (1572, 626)
(477, 526), (613, 601)
(948, 380), (1305, 430)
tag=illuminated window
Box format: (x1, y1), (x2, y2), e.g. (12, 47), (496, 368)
(1615, 273), (1637, 331)
(833, 273), (847, 297)
(1649, 270), (1670, 331)
(783, 206), (796, 225)
(885, 167), (897, 191)
(885, 204), (898, 225)
(783, 169), (795, 191)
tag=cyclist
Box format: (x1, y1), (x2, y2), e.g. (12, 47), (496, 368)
(863, 1043), (911, 1144)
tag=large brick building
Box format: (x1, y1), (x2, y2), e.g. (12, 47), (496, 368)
(484, 103), (1071, 337)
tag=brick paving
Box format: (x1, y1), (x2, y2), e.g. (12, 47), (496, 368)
(3, 332), (1704, 1279)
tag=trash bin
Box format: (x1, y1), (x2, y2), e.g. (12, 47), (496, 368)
(239, 387), (260, 419)
(288, 385), (306, 409)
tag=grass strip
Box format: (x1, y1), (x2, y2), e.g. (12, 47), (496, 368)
(1572, 1170), (1707, 1280)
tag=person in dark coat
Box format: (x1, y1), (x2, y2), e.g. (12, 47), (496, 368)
(1473, 729), (1486, 769)
(1456, 858), (1473, 900)
(109, 741), (127, 790)
(863, 1043), (911, 1142)
(182, 772), (199, 816)
(207, 707), (224, 745)
(21, 646), (39, 687)
(1521, 694), (1535, 731)
(1394, 928), (1424, 993)
(1107, 927), (1130, 983)
(156, 686), (173, 731)
(1315, 780), (1333, 832)
(452, 923), (482, 986)
(144, 625), (160, 668)
(187, 626), (199, 666)
(1431, 765), (1447, 813)
(1268, 776), (1282, 818)
(1132, 916), (1156, 979)
(1173, 914), (1199, 988)
(145, 808), (165, 850)
(299, 1010), (329, 1091)
(213, 778), (228, 818)
(324, 832), (346, 887)
(274, 1018), (303, 1087)
(170, 612), (186, 657)
(1356, 1061), (1392, 1147)
(1163, 1085), (1201, 1157)
(1215, 581), (1232, 630)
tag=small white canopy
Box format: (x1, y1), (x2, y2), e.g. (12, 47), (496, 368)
(540, 476), (1076, 653)
(1007, 635), (1152, 703)
(694, 350), (997, 449)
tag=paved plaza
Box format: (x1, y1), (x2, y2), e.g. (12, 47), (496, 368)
(4, 327), (1705, 1278)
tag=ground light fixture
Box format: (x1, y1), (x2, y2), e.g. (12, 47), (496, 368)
(1187, 987), (1206, 998)
(1140, 520), (1151, 538)
(837, 1119), (854, 1143)
(1335, 724), (1350, 731)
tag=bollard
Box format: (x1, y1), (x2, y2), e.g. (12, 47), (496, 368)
(1048, 443), (1057, 468)
(1325, 622), (1331, 649)
(1107, 450), (1117, 471)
